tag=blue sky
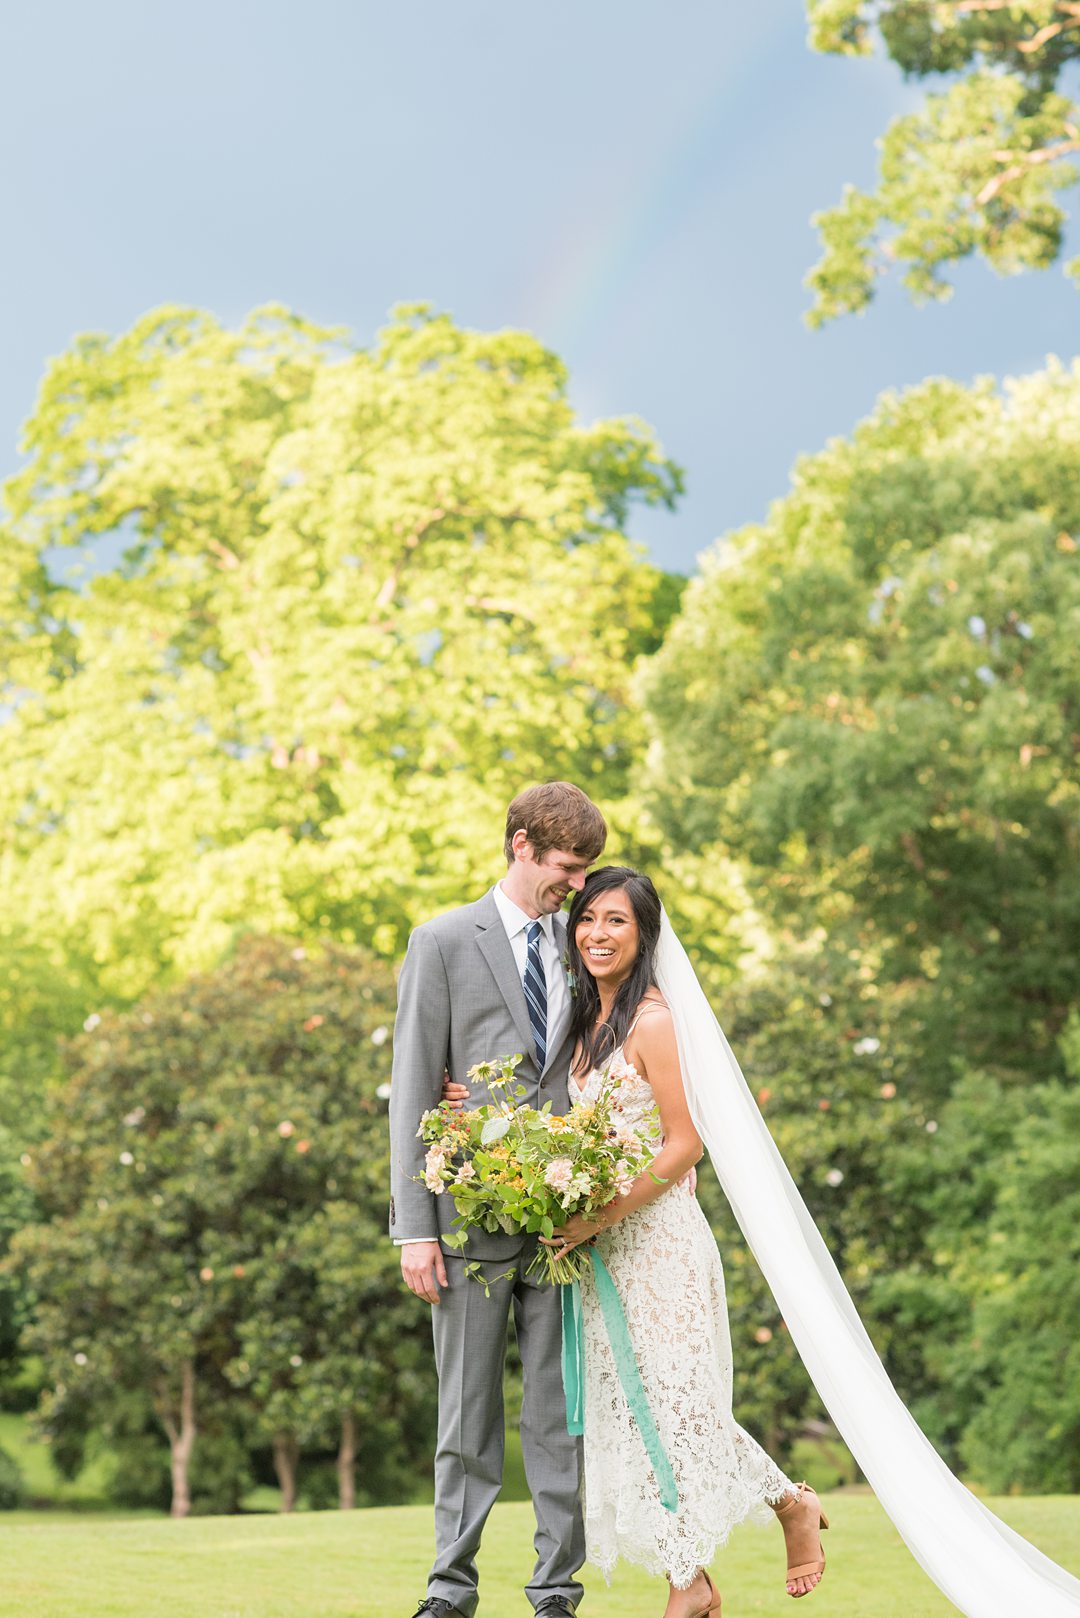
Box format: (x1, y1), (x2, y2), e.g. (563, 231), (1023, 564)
(2, 0), (1078, 575)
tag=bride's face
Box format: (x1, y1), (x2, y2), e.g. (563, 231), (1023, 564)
(575, 887), (639, 989)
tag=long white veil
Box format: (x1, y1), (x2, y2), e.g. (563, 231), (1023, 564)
(654, 910), (1080, 1618)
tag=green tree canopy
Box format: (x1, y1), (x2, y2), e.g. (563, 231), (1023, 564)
(957, 1026), (1080, 1490)
(0, 303), (680, 1014)
(693, 950), (926, 1469)
(644, 358), (1080, 1080)
(645, 352), (1080, 1482)
(9, 935), (433, 1515)
(806, 1), (1080, 323)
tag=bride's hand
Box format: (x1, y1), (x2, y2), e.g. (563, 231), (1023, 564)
(440, 1071), (470, 1110)
(540, 1212), (605, 1262)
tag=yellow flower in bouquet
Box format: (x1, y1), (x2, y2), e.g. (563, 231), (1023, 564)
(416, 1053), (657, 1285)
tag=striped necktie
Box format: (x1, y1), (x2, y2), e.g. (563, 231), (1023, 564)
(523, 920), (548, 1072)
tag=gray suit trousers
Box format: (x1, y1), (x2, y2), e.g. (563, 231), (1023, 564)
(429, 1250), (585, 1616)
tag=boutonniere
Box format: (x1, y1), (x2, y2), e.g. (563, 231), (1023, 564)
(561, 950), (579, 1000)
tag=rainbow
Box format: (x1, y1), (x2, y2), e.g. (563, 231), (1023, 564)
(526, 10), (789, 365)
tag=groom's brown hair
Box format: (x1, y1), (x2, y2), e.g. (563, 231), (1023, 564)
(504, 782), (607, 865)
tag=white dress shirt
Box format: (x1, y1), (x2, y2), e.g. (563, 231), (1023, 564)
(490, 881), (571, 1061)
(396, 886), (571, 1245)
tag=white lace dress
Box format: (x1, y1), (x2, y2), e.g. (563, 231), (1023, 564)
(575, 1045), (797, 1589)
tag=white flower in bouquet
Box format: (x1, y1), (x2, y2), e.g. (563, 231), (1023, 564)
(424, 1143), (449, 1192)
(544, 1158), (575, 1192)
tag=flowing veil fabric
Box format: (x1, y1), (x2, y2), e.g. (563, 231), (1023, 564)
(654, 911), (1080, 1618)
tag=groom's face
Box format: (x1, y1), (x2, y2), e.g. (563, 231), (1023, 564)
(511, 833), (591, 915)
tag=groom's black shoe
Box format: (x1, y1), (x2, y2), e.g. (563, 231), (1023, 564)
(533, 1601), (577, 1618)
(409, 1600), (467, 1618)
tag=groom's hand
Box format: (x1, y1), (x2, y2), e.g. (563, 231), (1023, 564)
(401, 1240), (448, 1305)
(440, 1071), (470, 1109)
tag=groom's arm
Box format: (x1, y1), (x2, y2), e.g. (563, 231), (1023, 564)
(388, 924), (452, 1248)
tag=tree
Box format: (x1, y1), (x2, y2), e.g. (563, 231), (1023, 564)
(0, 926), (96, 1141)
(868, 1066), (1030, 1461)
(957, 1033), (1080, 1490)
(0, 1123), (36, 1402)
(643, 356), (1080, 1488)
(864, 1051), (1080, 1487)
(644, 359), (1080, 1083)
(0, 302), (681, 1016)
(694, 950), (928, 1470)
(806, 1), (1080, 323)
(227, 1198), (437, 1510)
(9, 935), (436, 1515)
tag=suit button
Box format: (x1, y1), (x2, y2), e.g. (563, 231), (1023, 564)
(539, 1079), (548, 1088)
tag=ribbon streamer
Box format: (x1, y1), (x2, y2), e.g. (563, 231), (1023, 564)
(561, 1247), (678, 1514)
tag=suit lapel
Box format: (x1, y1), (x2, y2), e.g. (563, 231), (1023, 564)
(475, 893), (536, 1056)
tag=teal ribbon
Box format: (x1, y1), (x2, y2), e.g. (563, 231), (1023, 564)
(560, 1248), (678, 1514)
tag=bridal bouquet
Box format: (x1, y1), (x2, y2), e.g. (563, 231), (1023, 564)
(416, 1053), (657, 1285)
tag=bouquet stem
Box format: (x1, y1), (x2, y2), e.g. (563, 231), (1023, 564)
(526, 1244), (591, 1286)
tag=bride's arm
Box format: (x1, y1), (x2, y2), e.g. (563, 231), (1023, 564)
(544, 1006), (702, 1258)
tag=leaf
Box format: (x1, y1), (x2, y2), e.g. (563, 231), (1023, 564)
(480, 1116), (511, 1146)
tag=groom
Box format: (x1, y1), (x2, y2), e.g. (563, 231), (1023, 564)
(390, 781), (608, 1618)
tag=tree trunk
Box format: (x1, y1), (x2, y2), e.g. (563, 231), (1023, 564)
(273, 1433), (300, 1512)
(158, 1360), (197, 1519)
(337, 1410), (357, 1510)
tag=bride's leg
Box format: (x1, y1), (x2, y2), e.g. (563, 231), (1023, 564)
(731, 1426), (826, 1599)
(770, 1482), (829, 1599)
(661, 1568), (721, 1618)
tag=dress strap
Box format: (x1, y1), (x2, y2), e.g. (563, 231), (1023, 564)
(624, 997), (667, 1042)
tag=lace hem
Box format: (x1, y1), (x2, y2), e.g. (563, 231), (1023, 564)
(588, 1493), (789, 1589)
(576, 1046), (796, 1588)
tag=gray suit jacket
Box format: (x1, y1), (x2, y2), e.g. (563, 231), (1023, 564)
(389, 889), (574, 1259)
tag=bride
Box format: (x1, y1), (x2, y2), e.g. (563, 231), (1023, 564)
(542, 865), (824, 1614)
(443, 863), (1080, 1618)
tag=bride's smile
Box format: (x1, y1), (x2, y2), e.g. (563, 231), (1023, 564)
(574, 893), (639, 988)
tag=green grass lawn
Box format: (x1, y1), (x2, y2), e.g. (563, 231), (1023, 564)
(1, 1493), (1079, 1618)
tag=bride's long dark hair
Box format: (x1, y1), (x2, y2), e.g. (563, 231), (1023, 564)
(567, 865), (663, 1075)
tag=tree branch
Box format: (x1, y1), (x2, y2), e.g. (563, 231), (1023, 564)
(368, 504), (526, 619)
(372, 506), (446, 613)
(245, 637), (276, 712)
(207, 537), (241, 571)
(949, 0), (1080, 53)
(1018, 9), (1080, 53)
(975, 133), (1080, 205)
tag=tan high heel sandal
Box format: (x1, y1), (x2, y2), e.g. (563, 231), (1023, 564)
(772, 1481), (829, 1598)
(694, 1570), (722, 1616)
